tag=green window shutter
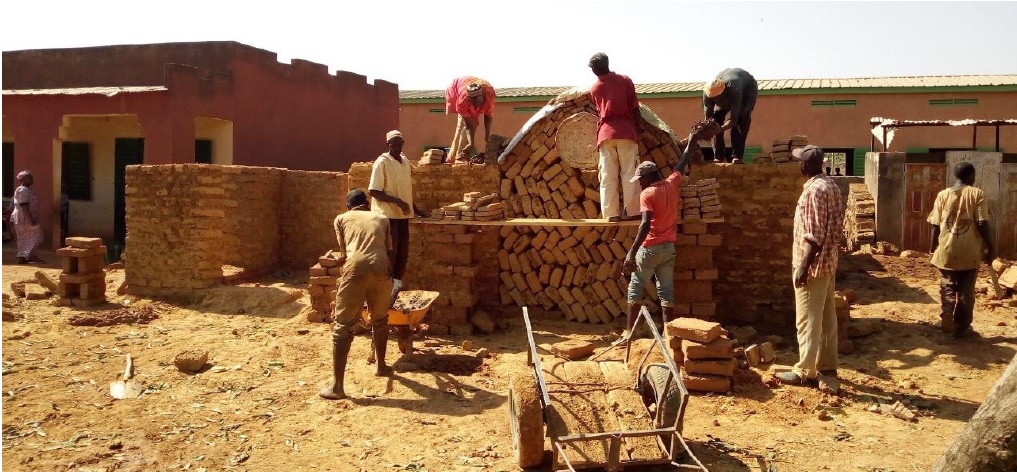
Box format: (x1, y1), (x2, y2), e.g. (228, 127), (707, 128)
(513, 106), (542, 114)
(853, 148), (868, 176)
(742, 145), (763, 163)
(976, 146), (1003, 152)
(62, 142), (91, 200)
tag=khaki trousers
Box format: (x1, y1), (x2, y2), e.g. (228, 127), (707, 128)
(332, 272), (393, 339)
(598, 138), (641, 218)
(791, 268), (838, 379)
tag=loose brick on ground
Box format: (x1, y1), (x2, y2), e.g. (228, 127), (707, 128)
(665, 317), (722, 343)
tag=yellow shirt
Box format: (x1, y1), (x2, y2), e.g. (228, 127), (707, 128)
(927, 185), (989, 271)
(334, 210), (392, 277)
(368, 152), (414, 219)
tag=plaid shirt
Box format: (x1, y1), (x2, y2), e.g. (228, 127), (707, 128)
(792, 175), (844, 277)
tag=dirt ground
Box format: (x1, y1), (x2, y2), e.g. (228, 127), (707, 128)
(2, 244), (1015, 472)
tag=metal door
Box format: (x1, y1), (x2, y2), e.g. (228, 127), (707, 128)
(114, 138), (144, 245)
(903, 163), (947, 251)
(999, 164), (1017, 258)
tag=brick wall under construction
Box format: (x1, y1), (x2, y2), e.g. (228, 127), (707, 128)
(221, 166), (284, 271)
(347, 161), (500, 212)
(279, 170), (348, 268)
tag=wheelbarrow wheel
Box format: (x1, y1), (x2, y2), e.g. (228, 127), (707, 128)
(508, 373), (545, 468)
(396, 326), (412, 354)
(641, 363), (682, 433)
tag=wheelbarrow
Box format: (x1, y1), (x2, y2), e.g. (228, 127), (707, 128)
(359, 290), (440, 355)
(508, 306), (708, 471)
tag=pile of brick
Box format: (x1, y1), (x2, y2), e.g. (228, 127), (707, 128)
(844, 183), (876, 251)
(307, 250), (343, 322)
(666, 318), (735, 393)
(409, 224), (485, 333)
(764, 135), (809, 163)
(431, 192), (507, 221)
(419, 149), (446, 165)
(498, 90), (684, 219)
(57, 237), (108, 307)
(679, 178), (723, 221)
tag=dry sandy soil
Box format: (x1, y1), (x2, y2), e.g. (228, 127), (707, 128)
(2, 245), (1015, 472)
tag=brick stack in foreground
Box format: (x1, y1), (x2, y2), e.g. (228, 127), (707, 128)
(57, 237), (107, 307)
(307, 251), (342, 322)
(844, 183), (875, 251)
(666, 317), (735, 393)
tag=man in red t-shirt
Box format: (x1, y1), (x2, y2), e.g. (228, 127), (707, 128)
(445, 77), (497, 160)
(620, 142), (695, 341)
(588, 53), (642, 222)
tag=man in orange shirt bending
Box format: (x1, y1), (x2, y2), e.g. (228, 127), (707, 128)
(445, 77), (497, 160)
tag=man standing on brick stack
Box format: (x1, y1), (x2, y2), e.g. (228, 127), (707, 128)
(445, 76), (496, 162)
(369, 130), (427, 304)
(588, 52), (643, 222)
(927, 162), (994, 339)
(776, 145), (843, 393)
(619, 135), (696, 342)
(703, 68), (757, 164)
(320, 189), (394, 400)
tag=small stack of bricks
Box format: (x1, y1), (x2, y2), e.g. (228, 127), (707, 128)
(307, 251), (342, 322)
(419, 149), (446, 165)
(431, 192), (507, 221)
(410, 224), (483, 331)
(766, 135), (809, 163)
(835, 291), (853, 354)
(844, 183), (876, 251)
(679, 178), (723, 221)
(57, 237), (108, 307)
(666, 317), (735, 393)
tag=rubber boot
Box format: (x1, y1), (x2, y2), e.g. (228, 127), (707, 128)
(372, 322), (393, 376)
(319, 334), (353, 400)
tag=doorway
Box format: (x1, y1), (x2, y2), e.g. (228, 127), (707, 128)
(114, 138), (144, 246)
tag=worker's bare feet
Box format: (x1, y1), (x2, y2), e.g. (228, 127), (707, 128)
(375, 364), (393, 377)
(319, 386), (347, 400)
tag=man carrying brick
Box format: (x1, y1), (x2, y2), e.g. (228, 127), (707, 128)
(776, 146), (843, 392)
(320, 189), (395, 400)
(927, 162), (994, 338)
(619, 139), (695, 342)
(369, 130), (428, 304)
(703, 68), (757, 164)
(588, 52), (643, 222)
(445, 77), (496, 161)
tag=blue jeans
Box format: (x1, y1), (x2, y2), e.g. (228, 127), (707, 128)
(627, 242), (676, 307)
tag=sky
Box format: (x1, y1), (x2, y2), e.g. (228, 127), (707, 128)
(2, 1), (1016, 91)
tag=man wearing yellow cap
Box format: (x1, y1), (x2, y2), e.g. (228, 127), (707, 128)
(445, 77), (497, 160)
(703, 68), (757, 164)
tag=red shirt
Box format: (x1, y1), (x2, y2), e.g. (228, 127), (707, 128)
(444, 76), (496, 119)
(639, 171), (682, 247)
(589, 72), (639, 148)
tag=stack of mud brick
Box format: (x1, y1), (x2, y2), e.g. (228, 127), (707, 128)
(432, 192), (507, 221)
(765, 135), (809, 163)
(124, 165), (225, 297)
(57, 237), (107, 307)
(419, 149), (446, 165)
(665, 317), (735, 393)
(307, 251), (342, 322)
(844, 183), (875, 251)
(347, 162), (500, 217)
(679, 178), (723, 221)
(673, 178), (724, 319)
(498, 225), (638, 323)
(408, 224), (484, 333)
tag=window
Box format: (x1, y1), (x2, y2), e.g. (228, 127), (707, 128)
(62, 142), (91, 200)
(2, 143), (12, 198)
(513, 106), (542, 114)
(428, 108), (444, 114)
(929, 98), (978, 107)
(811, 99), (856, 108)
(195, 139), (213, 164)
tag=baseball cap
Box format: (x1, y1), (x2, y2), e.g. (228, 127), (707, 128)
(629, 161), (659, 182)
(792, 145), (824, 161)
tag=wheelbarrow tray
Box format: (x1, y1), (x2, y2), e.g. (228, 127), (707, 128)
(359, 290), (440, 328)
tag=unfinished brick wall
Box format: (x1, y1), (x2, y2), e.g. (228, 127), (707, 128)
(695, 163), (808, 325)
(125, 165), (225, 296)
(221, 166), (284, 271)
(279, 170), (348, 269)
(348, 161), (500, 212)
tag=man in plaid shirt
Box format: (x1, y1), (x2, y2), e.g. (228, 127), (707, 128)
(776, 146), (844, 392)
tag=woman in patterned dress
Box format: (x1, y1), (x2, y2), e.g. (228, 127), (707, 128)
(10, 171), (45, 264)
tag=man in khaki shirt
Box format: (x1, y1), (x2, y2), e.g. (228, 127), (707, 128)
(320, 189), (394, 400)
(927, 162), (995, 338)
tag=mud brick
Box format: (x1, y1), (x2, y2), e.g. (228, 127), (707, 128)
(679, 370), (730, 393)
(674, 270), (695, 281)
(435, 246), (473, 266)
(605, 279), (623, 301)
(449, 291), (479, 308)
(431, 306), (470, 326)
(319, 257), (339, 268)
(745, 344), (762, 366)
(673, 249), (712, 270)
(675, 234), (698, 246)
(58, 282), (81, 298)
(697, 234), (722, 247)
(309, 265), (327, 277)
(591, 281), (610, 301)
(62, 256), (79, 275)
(684, 359), (736, 376)
(309, 276), (338, 286)
(327, 266), (346, 276)
(308, 284), (325, 296)
(431, 233), (455, 243)
(538, 265), (551, 284)
(674, 281), (713, 303)
(562, 265), (576, 286)
(57, 246), (105, 257)
(441, 225), (468, 234)
(673, 303), (691, 316)
(666, 317), (722, 343)
(681, 336), (734, 360)
(65, 237), (104, 248)
(525, 272), (542, 293)
(694, 269), (718, 280)
(681, 223), (708, 235)
(81, 280), (106, 300)
(690, 303), (716, 318)
(59, 272), (105, 285)
(550, 340), (595, 360)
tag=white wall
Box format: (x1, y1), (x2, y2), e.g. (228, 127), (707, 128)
(195, 117), (234, 165)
